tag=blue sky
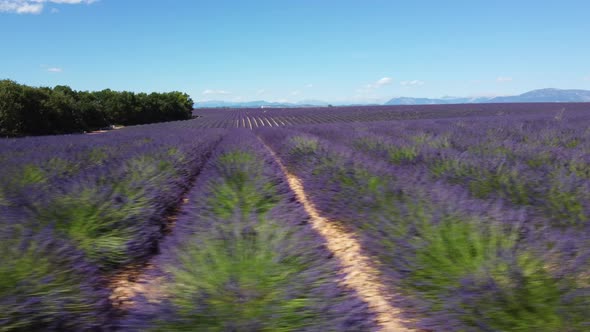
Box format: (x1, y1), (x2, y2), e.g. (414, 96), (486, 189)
(1, 0), (590, 103)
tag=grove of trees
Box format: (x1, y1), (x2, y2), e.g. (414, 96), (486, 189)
(0, 80), (194, 137)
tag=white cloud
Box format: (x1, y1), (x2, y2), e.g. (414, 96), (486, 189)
(400, 80), (425, 86)
(357, 77), (394, 97)
(497, 76), (513, 82)
(16, 3), (42, 13)
(47, 67), (62, 73)
(362, 77), (394, 92)
(256, 89), (266, 95)
(365, 77), (393, 90)
(0, 0), (96, 14)
(202, 89), (230, 95)
(290, 90), (300, 96)
(373, 77), (393, 88)
(305, 83), (313, 88)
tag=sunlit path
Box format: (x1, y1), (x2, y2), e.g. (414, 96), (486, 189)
(259, 137), (412, 332)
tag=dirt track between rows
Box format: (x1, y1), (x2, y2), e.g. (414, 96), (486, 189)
(259, 137), (412, 332)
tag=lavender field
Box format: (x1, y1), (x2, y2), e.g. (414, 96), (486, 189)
(1, 104), (590, 331)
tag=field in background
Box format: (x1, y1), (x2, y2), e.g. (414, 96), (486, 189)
(192, 102), (590, 128)
(1, 104), (590, 331)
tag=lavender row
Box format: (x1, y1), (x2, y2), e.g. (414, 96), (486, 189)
(191, 103), (590, 128)
(0, 225), (112, 330)
(0, 126), (226, 330)
(256, 126), (590, 331)
(295, 114), (590, 229)
(1, 127), (226, 268)
(124, 129), (376, 331)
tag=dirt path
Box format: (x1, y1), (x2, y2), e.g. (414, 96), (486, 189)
(259, 137), (412, 332)
(107, 262), (166, 311)
(107, 198), (189, 311)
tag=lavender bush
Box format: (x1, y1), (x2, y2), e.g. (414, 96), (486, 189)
(296, 115), (590, 229)
(1, 127), (225, 269)
(124, 130), (376, 331)
(2, 105), (589, 330)
(257, 123), (590, 331)
(0, 124), (226, 330)
(0, 224), (111, 331)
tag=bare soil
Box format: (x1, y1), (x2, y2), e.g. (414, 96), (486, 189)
(259, 137), (413, 332)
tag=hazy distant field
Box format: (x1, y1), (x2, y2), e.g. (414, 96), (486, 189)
(192, 102), (590, 128)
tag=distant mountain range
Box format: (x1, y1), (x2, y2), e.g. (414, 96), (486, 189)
(386, 88), (590, 105)
(195, 89), (590, 108)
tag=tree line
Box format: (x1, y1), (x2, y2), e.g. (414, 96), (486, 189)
(0, 80), (194, 137)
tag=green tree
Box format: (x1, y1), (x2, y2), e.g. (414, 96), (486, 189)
(0, 79), (25, 136)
